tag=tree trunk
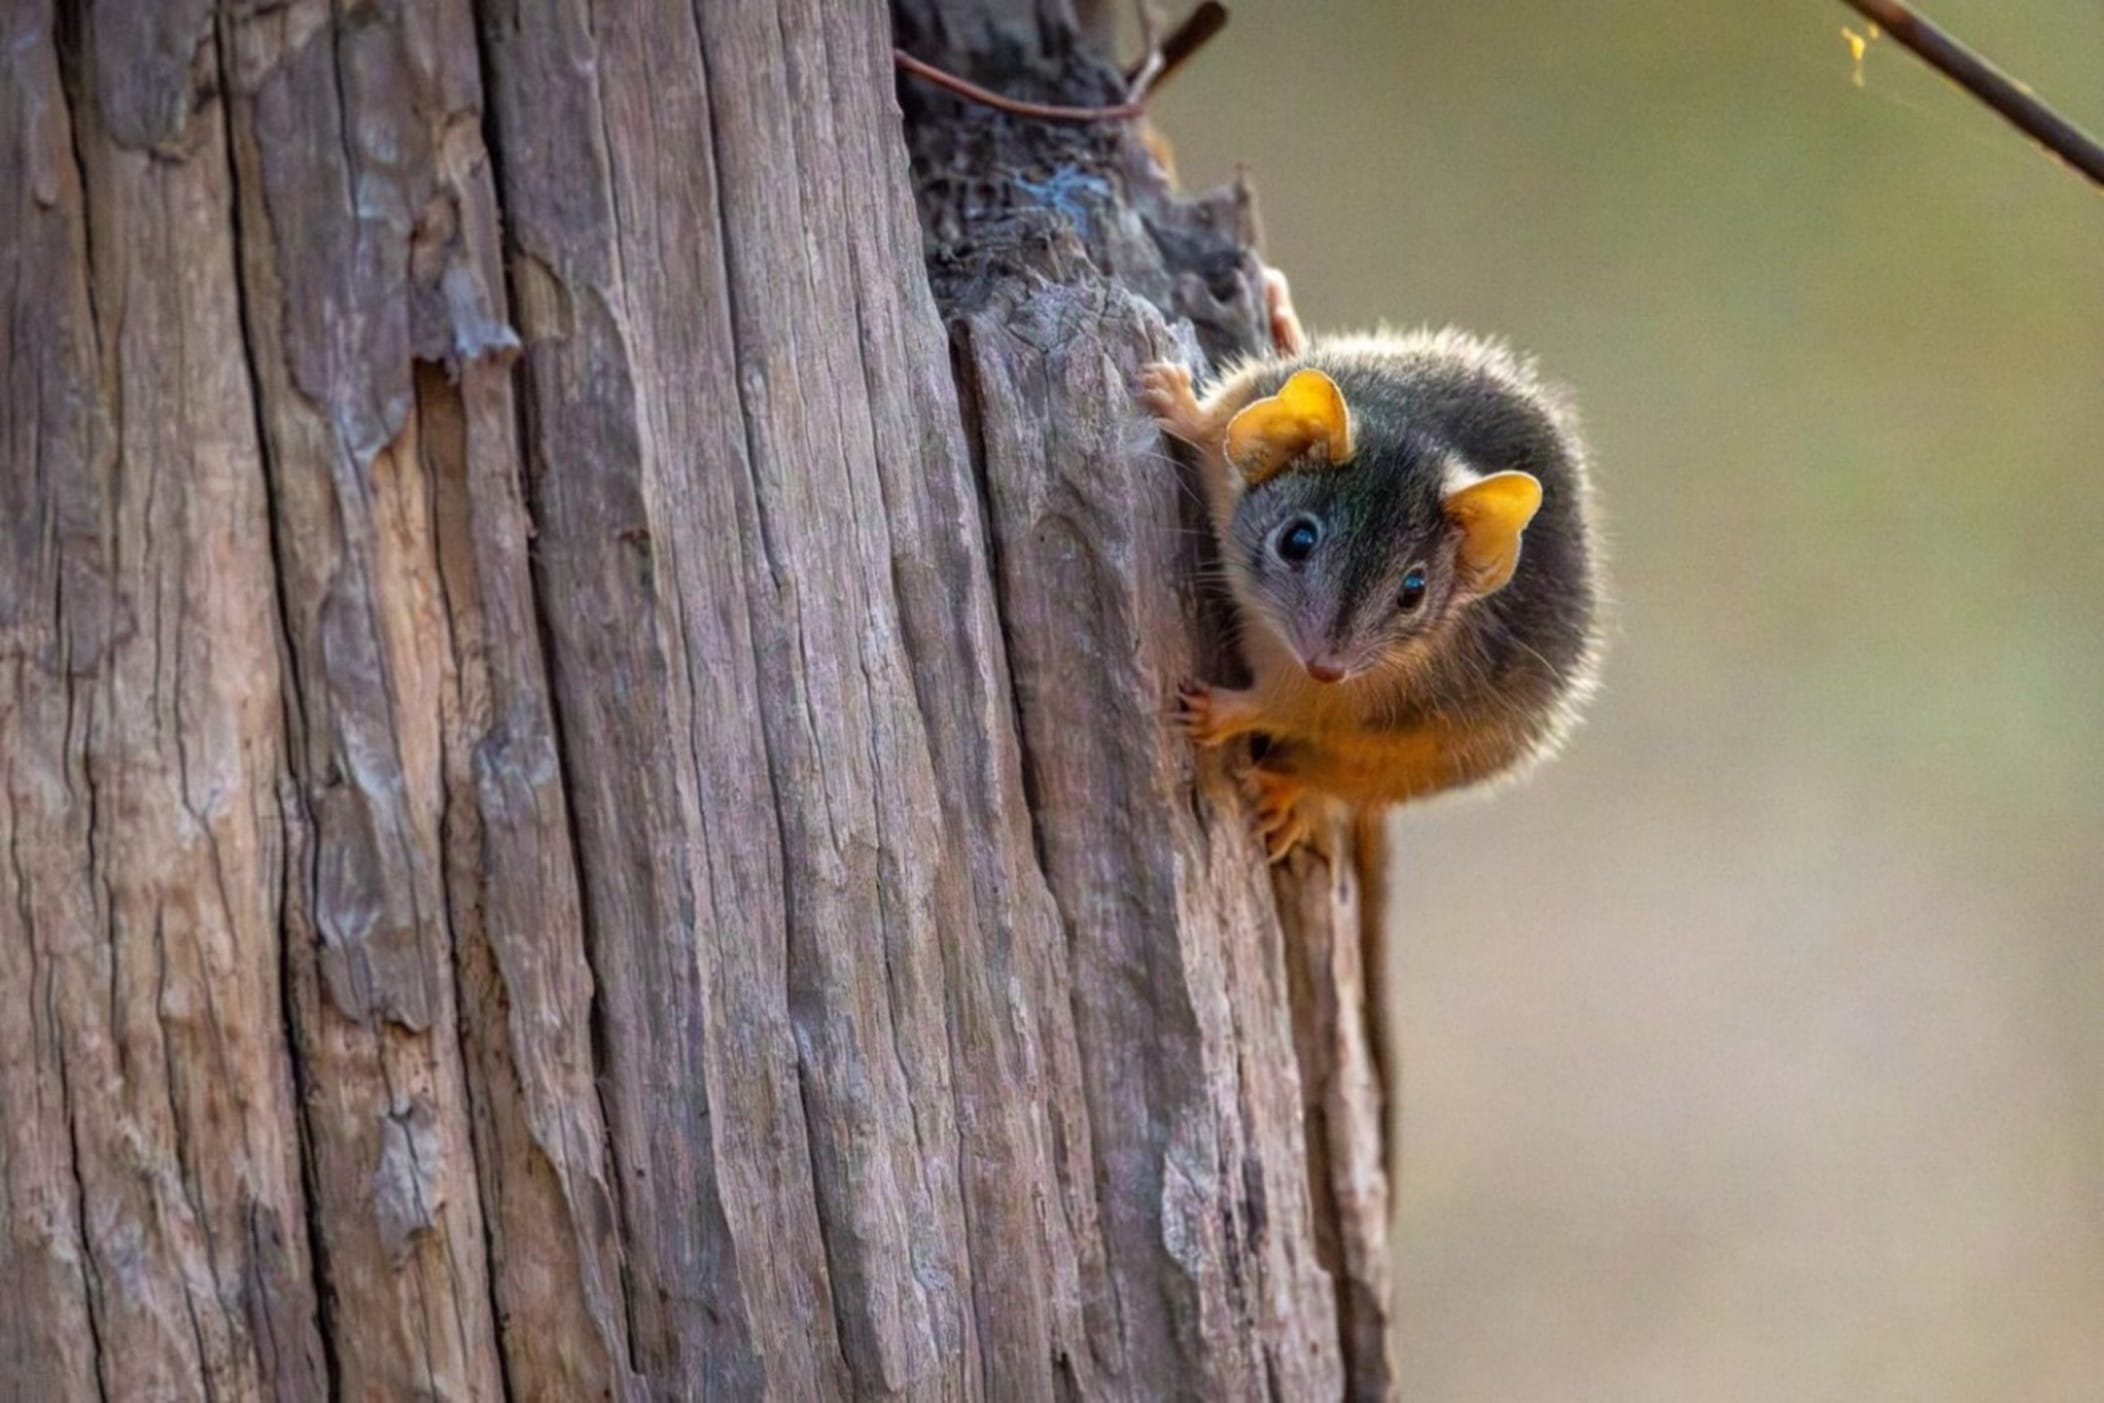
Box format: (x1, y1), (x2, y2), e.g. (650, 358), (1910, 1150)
(1, 1), (1391, 1398)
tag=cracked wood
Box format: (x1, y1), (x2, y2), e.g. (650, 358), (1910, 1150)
(2, 0), (1393, 1398)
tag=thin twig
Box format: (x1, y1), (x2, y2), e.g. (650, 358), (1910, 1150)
(894, 2), (1228, 126)
(1837, 0), (2104, 189)
(892, 50), (1144, 123)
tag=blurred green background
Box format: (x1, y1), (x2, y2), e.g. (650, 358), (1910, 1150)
(1157, 2), (2103, 1398)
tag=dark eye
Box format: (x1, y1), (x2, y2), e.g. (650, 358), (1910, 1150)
(1274, 516), (1321, 565)
(1398, 567), (1428, 612)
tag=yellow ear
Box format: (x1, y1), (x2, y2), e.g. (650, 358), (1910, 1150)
(1223, 369), (1354, 485)
(1444, 471), (1544, 595)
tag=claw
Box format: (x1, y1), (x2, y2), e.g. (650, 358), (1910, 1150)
(1242, 766), (1312, 862)
(1139, 361), (1205, 442)
(1261, 809), (1310, 862)
(1175, 680), (1264, 748)
(1174, 680), (1227, 748)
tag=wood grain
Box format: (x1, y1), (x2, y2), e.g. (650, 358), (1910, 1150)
(1, 0), (1393, 1396)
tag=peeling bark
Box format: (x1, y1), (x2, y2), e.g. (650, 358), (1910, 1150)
(2, 1), (1392, 1398)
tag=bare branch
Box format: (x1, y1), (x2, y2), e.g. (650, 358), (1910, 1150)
(1838, 0), (2104, 190)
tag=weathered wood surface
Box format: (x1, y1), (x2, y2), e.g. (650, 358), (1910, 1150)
(2, 0), (1391, 1397)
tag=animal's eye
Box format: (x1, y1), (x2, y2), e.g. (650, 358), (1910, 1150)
(1274, 516), (1321, 565)
(1399, 567), (1429, 612)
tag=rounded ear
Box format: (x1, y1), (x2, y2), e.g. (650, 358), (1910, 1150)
(1443, 470), (1543, 596)
(1224, 369), (1354, 485)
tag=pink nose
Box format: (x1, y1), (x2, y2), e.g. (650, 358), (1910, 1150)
(1305, 659), (1346, 684)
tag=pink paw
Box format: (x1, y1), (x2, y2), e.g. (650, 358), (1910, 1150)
(1174, 680), (1237, 748)
(1139, 361), (1202, 438)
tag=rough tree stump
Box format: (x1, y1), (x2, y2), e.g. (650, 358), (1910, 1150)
(0, 0), (1391, 1396)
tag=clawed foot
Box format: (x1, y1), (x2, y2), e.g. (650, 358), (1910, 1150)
(1174, 680), (1232, 748)
(1242, 765), (1313, 862)
(1172, 682), (1304, 854)
(1171, 681), (1315, 859)
(1174, 680), (1263, 749)
(1139, 361), (1208, 444)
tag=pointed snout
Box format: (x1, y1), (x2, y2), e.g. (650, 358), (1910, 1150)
(1303, 654), (1347, 685)
(1291, 619), (1350, 684)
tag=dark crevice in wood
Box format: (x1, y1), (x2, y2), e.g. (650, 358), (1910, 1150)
(462, 6), (542, 526)
(465, 4), (648, 1385)
(510, 375), (648, 1397)
(686, 6), (855, 1392)
(947, 324), (1058, 894)
(270, 769), (343, 1403)
(46, 12), (118, 1401)
(40, 763), (113, 1403)
(411, 357), (523, 1403)
(323, 1), (362, 222)
(50, 1028), (113, 1403)
(50, 0), (104, 367)
(207, 13), (341, 1397)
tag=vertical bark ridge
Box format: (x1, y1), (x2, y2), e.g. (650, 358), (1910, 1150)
(4, 2), (329, 1397)
(690, 2), (976, 1389)
(215, 2), (627, 1395)
(477, 0), (820, 1394)
(826, 3), (1091, 1394)
(893, 4), (1393, 1391)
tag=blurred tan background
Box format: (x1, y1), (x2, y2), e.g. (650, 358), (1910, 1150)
(1157, 2), (2104, 1398)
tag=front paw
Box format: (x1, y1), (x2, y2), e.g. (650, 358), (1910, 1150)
(1242, 765), (1313, 862)
(1175, 681), (1257, 748)
(1139, 361), (1204, 441)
